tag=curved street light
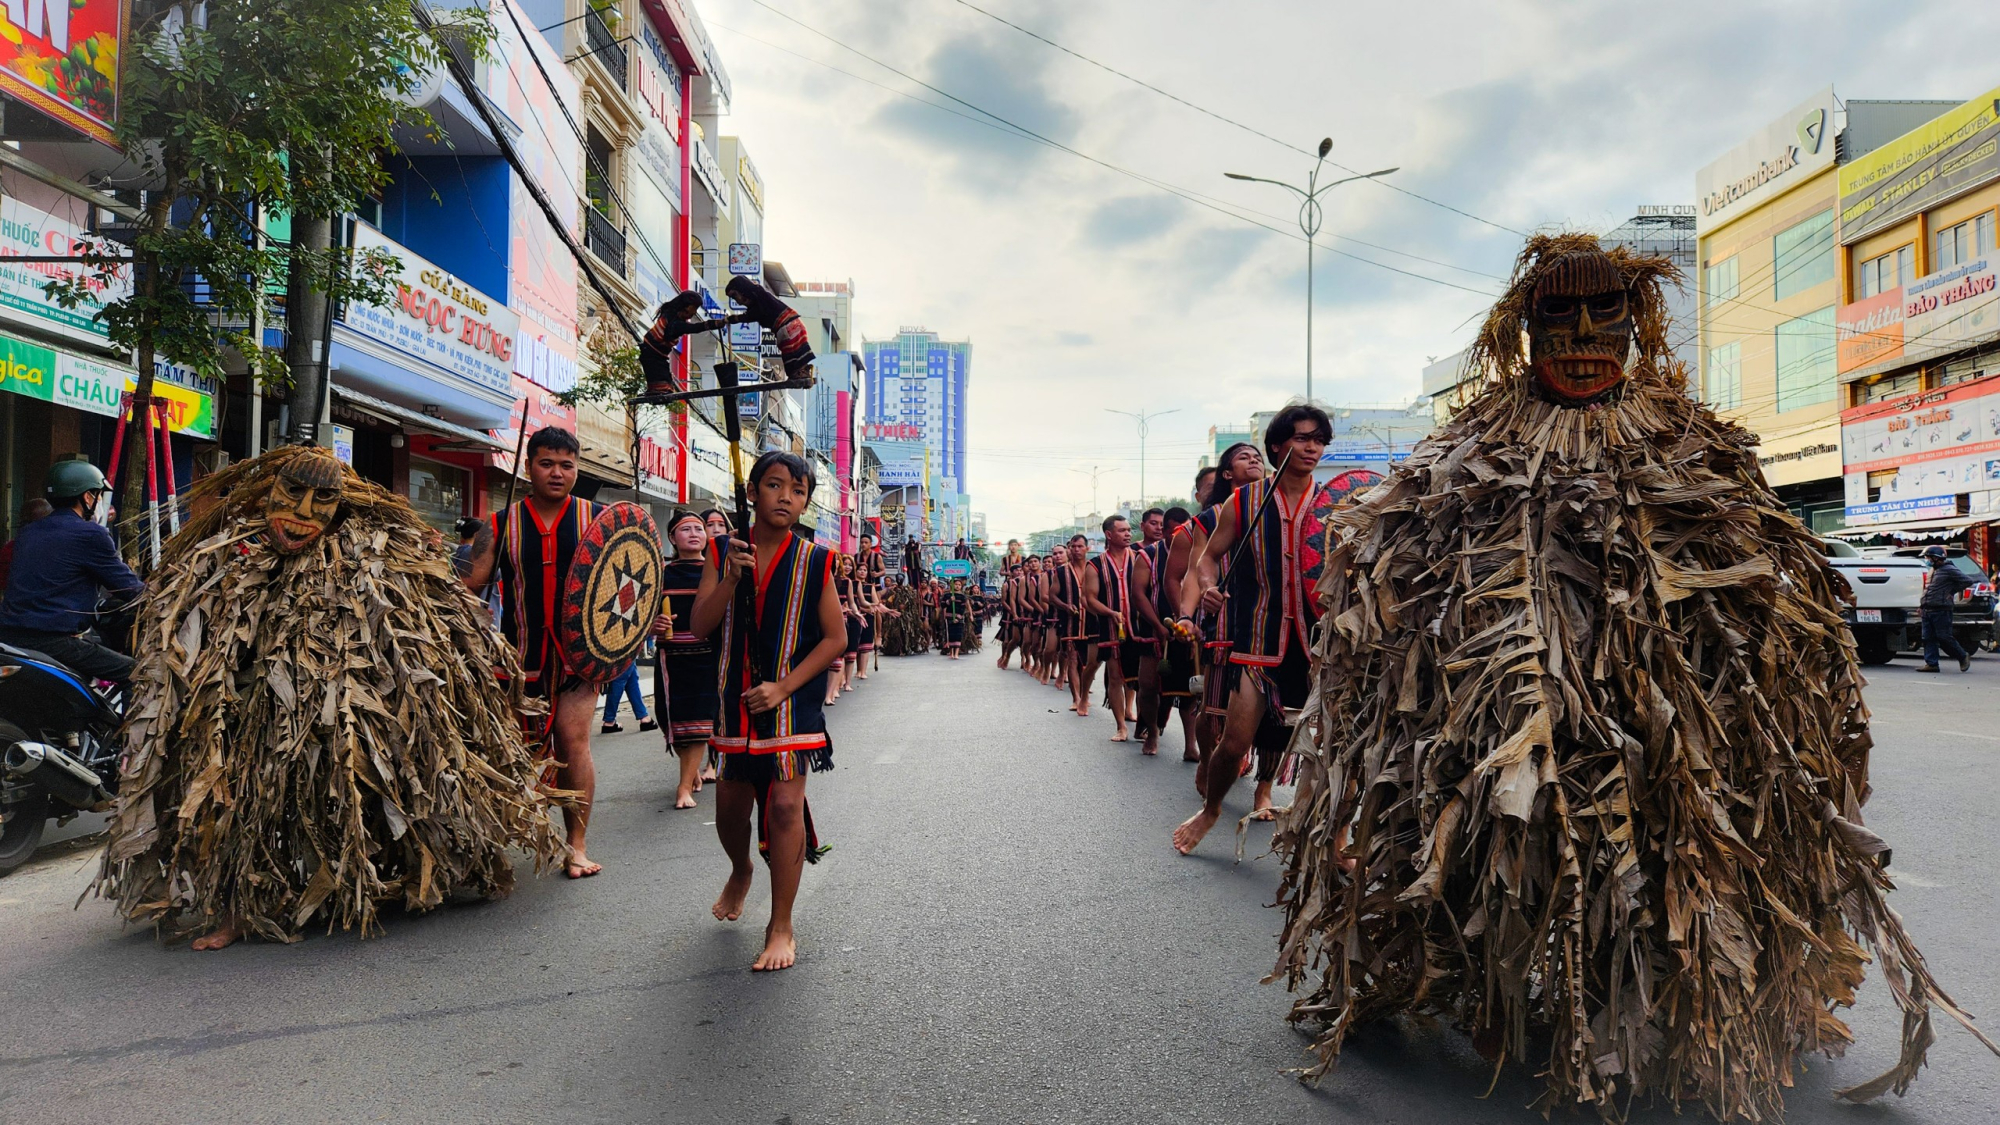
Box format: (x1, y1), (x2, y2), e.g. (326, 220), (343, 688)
(1226, 139), (1397, 402)
(1105, 407), (1178, 510)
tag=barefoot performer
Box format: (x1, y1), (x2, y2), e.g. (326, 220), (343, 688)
(463, 426), (609, 879)
(1052, 535), (1091, 712)
(1174, 406), (1334, 854)
(1149, 507), (1200, 759)
(97, 446), (564, 949)
(650, 510), (721, 809)
(1082, 514), (1138, 743)
(691, 452), (848, 971)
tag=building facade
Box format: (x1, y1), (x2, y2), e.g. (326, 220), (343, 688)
(1695, 87), (1972, 533)
(862, 328), (972, 543)
(1830, 83), (2000, 564)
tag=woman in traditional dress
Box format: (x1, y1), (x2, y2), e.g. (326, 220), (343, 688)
(650, 511), (720, 809)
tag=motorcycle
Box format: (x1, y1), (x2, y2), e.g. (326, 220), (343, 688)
(0, 640), (124, 875)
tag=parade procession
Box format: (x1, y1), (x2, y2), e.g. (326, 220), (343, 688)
(4, 1), (2000, 1123)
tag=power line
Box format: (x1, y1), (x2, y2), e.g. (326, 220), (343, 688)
(726, 0), (1499, 298)
(943, 0), (1524, 237)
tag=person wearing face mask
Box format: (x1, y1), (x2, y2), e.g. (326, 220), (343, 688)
(1917, 544), (1974, 673)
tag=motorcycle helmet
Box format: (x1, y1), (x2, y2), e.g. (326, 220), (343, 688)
(1923, 545), (1948, 561)
(45, 459), (108, 500)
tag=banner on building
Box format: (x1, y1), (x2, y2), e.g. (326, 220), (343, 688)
(1839, 84), (2000, 244)
(1843, 494), (1958, 526)
(0, 0), (125, 147)
(1835, 252), (2000, 376)
(0, 193), (130, 347)
(344, 222), (518, 395)
(1840, 373), (2000, 504)
(0, 331), (213, 438)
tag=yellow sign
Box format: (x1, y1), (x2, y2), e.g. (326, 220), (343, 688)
(1839, 85), (2000, 242)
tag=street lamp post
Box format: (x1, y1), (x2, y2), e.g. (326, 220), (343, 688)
(1105, 407), (1178, 510)
(1071, 464), (1117, 520)
(1226, 140), (1397, 403)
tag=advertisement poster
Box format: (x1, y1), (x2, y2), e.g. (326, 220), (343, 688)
(1836, 253), (2000, 375)
(728, 242), (761, 276)
(1839, 83), (2000, 244)
(0, 0), (125, 147)
(485, 0), (579, 375)
(1841, 374), (2000, 503)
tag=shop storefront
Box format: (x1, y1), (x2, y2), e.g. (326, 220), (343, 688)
(1835, 373), (2000, 565)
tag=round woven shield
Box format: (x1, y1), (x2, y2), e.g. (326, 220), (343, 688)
(560, 502), (666, 685)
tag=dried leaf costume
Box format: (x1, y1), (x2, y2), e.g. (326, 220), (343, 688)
(95, 446), (566, 943)
(878, 582), (931, 656)
(1270, 234), (1998, 1121)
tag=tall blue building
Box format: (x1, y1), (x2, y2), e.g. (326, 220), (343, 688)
(862, 328), (971, 516)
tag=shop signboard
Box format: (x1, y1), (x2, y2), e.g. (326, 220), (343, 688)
(727, 242), (761, 277)
(343, 222), (518, 396)
(1841, 374), (2000, 504)
(0, 0), (125, 146)
(0, 193), (130, 346)
(693, 138), (729, 217)
(1695, 85), (1836, 235)
(728, 320), (760, 349)
(1844, 495), (1957, 527)
(1839, 84), (2000, 244)
(1835, 252), (2000, 375)
(933, 559), (973, 579)
(0, 331), (212, 437)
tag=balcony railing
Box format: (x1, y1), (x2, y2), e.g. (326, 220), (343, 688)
(584, 7), (628, 89)
(584, 207), (627, 277)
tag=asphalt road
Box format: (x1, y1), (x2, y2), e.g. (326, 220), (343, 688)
(2, 641), (1997, 1124)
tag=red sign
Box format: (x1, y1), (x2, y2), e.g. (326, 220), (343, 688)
(866, 423), (922, 441)
(0, 0), (125, 147)
(638, 435), (674, 481)
(1836, 288), (1905, 373)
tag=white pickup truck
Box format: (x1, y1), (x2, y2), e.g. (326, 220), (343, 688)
(1823, 538), (1926, 665)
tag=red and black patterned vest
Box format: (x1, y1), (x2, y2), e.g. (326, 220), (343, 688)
(1225, 478), (1335, 666)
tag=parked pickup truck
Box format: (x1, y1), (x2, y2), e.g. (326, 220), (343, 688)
(1823, 537), (1926, 665)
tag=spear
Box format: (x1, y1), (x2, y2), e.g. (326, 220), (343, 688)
(712, 359), (765, 688)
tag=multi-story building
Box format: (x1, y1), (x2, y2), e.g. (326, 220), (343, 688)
(793, 279), (864, 549)
(862, 328), (972, 542)
(1695, 87), (1965, 533)
(1603, 205), (1699, 387)
(1830, 82), (2000, 563)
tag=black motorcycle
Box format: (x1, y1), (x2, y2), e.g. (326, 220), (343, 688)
(0, 641), (124, 875)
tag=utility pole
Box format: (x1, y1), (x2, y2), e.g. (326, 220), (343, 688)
(1226, 140), (1397, 403)
(1071, 464), (1117, 519)
(1105, 407), (1178, 509)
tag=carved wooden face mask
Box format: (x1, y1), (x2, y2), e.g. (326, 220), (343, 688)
(263, 453), (343, 553)
(1528, 251), (1636, 405)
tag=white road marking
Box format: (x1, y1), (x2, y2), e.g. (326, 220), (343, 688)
(873, 753), (900, 764)
(1935, 729), (2000, 743)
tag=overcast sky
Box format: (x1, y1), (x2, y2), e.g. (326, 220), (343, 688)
(707, 0), (2000, 542)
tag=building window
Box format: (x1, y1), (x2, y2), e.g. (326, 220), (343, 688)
(1706, 340), (1742, 409)
(1857, 244), (1915, 297)
(1934, 213), (1997, 271)
(407, 458), (467, 533)
(1773, 209), (1834, 300)
(1705, 256), (1738, 307)
(1774, 307), (1836, 412)
(1859, 371), (1923, 403)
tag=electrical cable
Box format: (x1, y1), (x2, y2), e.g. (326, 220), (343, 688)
(725, 0), (1500, 298)
(942, 0), (1525, 237)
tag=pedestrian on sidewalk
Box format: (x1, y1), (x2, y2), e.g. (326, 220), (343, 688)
(1919, 544), (1973, 673)
(600, 660), (656, 733)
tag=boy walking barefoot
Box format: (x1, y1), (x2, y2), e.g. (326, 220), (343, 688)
(692, 453), (849, 971)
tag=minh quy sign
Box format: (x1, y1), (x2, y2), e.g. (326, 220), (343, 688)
(1695, 85), (1836, 235)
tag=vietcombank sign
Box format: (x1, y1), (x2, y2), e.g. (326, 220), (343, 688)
(0, 332), (214, 438)
(1695, 86), (1836, 235)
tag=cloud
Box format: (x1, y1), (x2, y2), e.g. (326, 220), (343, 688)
(708, 0), (2000, 540)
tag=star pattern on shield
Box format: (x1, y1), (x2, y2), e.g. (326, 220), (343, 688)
(596, 551), (652, 641)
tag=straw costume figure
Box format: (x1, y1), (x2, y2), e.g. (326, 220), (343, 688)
(1270, 233), (1999, 1121)
(95, 446), (566, 948)
(878, 580), (931, 656)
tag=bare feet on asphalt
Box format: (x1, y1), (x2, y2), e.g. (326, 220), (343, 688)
(1173, 809), (1219, 855)
(753, 924), (797, 971)
(712, 866), (753, 921)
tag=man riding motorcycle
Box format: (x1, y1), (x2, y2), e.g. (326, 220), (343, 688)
(0, 460), (142, 686)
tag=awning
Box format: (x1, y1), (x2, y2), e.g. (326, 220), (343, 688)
(330, 385), (512, 452)
(1826, 515), (1985, 540)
